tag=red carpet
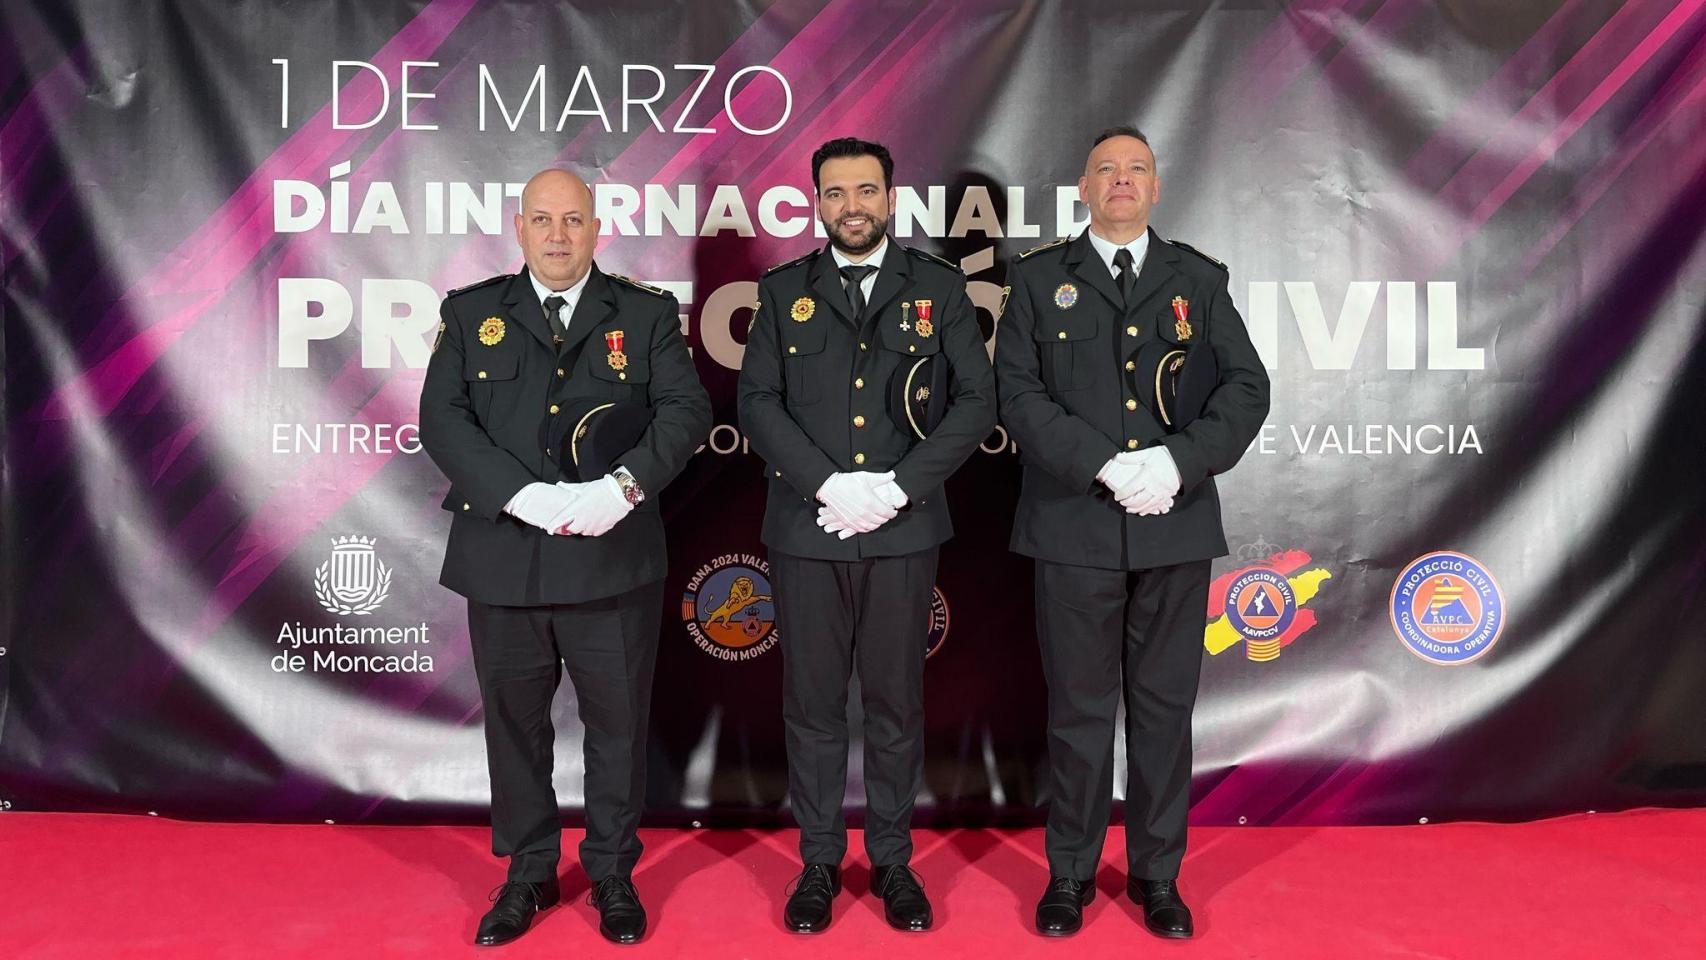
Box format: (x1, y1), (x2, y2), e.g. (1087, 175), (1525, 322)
(5, 809), (1703, 958)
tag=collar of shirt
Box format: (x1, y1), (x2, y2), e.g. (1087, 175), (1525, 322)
(1087, 228), (1150, 279)
(830, 235), (889, 297)
(529, 266), (592, 326)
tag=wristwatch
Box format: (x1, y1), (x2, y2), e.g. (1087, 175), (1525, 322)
(612, 467), (645, 506)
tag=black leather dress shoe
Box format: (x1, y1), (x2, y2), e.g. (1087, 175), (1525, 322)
(588, 876), (647, 944)
(1128, 877), (1194, 939)
(475, 878), (559, 946)
(783, 863), (841, 933)
(1034, 876), (1095, 936)
(872, 864), (933, 931)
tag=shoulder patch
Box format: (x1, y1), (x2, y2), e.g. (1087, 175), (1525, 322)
(1017, 237), (1068, 260)
(445, 274), (507, 298)
(905, 246), (959, 272)
(1166, 238), (1227, 271)
(608, 273), (670, 297)
(610, 274), (668, 296)
(763, 250), (817, 277)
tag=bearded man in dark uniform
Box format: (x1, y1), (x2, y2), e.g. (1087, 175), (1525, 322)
(738, 138), (997, 934)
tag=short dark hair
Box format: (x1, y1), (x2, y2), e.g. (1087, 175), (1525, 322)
(1091, 125), (1151, 150)
(811, 137), (894, 192)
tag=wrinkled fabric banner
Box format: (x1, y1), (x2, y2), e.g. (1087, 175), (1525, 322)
(2, 0), (1703, 826)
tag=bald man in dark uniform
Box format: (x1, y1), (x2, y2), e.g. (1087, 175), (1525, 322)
(420, 168), (711, 946)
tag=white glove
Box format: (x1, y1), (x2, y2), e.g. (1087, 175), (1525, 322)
(1112, 447), (1180, 515)
(817, 475), (909, 538)
(1115, 446), (1181, 499)
(504, 482), (578, 534)
(1096, 457), (1151, 501)
(1098, 447), (1180, 515)
(875, 479), (909, 509)
(552, 475), (633, 537)
(816, 471), (899, 534)
(1121, 491), (1174, 515)
(816, 506), (857, 540)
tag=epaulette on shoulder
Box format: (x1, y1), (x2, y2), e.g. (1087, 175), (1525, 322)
(763, 250), (817, 277)
(445, 274), (507, 298)
(1016, 237), (1068, 260)
(1166, 238), (1227, 271)
(608, 273), (670, 297)
(906, 246), (959, 272)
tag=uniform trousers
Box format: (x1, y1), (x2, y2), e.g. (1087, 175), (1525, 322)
(772, 547), (939, 866)
(1035, 558), (1210, 881)
(467, 579), (664, 882)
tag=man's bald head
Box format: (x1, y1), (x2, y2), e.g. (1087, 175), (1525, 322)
(514, 168), (600, 290)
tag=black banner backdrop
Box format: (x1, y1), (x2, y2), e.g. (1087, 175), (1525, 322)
(2, 0), (1704, 827)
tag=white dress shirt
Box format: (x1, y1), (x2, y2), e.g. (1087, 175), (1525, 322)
(830, 235), (889, 302)
(529, 266), (592, 333)
(1086, 228), (1150, 280)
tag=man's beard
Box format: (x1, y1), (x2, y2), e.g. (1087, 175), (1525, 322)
(823, 211), (889, 255)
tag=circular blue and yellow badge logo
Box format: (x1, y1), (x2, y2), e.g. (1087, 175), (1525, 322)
(1389, 551), (1505, 665)
(925, 586), (950, 660)
(682, 553), (780, 661)
(1223, 567), (1297, 661)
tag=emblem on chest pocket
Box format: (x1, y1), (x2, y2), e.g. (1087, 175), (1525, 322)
(1053, 284), (1078, 310)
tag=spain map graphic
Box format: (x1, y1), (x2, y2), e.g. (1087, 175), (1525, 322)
(1205, 549), (1333, 661)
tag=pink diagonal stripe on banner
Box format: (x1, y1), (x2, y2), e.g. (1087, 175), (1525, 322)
(1427, 2), (1662, 211)
(592, 0), (944, 272)
(1222, 0), (1382, 124)
(34, 0), (479, 423)
(1423, 0), (1706, 272)
(738, 13), (962, 207)
(1465, 2), (1706, 233)
(1402, 0), (1602, 190)
(1, 52), (86, 272)
(1518, 28), (1706, 279)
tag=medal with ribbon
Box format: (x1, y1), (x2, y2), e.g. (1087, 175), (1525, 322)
(1172, 296), (1192, 341)
(605, 329), (629, 372)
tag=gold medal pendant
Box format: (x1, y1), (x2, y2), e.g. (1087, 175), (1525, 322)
(1172, 296), (1192, 340)
(605, 330), (629, 375)
(914, 299), (934, 337)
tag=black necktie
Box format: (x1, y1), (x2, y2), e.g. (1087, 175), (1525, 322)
(543, 294), (567, 344)
(1113, 248), (1136, 307)
(840, 264), (877, 319)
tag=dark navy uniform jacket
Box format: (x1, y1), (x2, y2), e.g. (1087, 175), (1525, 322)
(738, 241), (997, 561)
(994, 229), (1269, 570)
(420, 264), (711, 604)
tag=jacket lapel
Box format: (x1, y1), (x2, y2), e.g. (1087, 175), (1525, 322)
(1063, 232), (1124, 314)
(560, 265), (615, 359)
(864, 240), (911, 322)
(1125, 228), (1179, 317)
(809, 245), (855, 326)
(502, 269), (556, 351)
